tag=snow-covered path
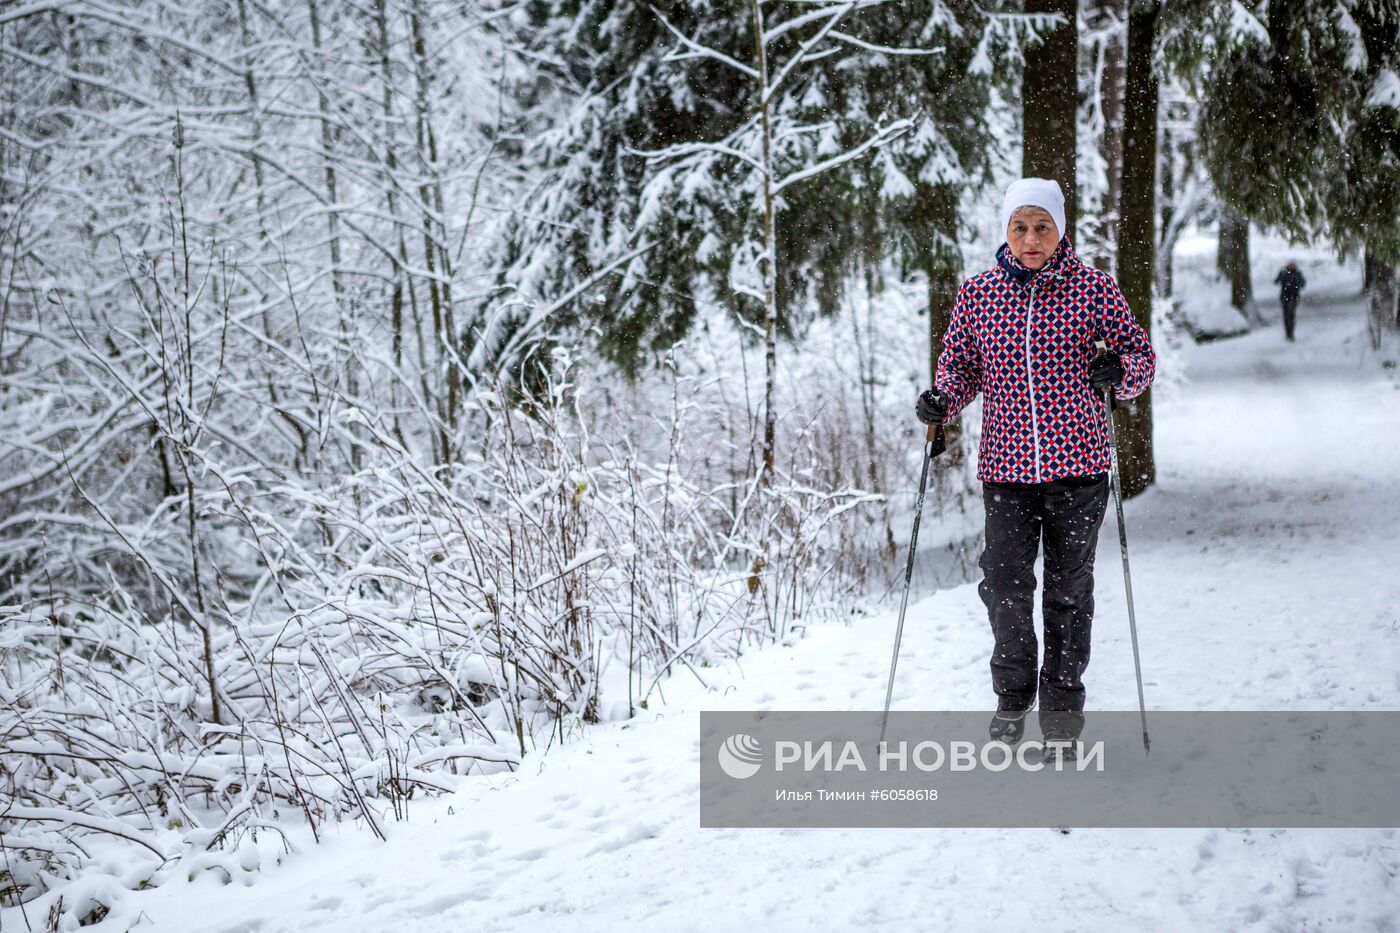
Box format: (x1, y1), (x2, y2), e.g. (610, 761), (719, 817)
(126, 260), (1400, 932)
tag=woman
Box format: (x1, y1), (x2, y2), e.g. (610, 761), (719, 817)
(915, 177), (1156, 753)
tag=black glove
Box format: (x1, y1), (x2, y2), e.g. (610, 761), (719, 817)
(1088, 351), (1124, 392)
(916, 388), (947, 425)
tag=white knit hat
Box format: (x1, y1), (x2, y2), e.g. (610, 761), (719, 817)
(1000, 177), (1066, 242)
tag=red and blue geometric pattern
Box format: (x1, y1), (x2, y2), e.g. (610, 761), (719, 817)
(935, 237), (1156, 484)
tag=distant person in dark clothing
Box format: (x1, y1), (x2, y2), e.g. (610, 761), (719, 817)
(1275, 261), (1306, 341)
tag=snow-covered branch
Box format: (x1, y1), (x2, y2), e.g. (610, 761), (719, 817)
(648, 4), (760, 80)
(764, 2), (858, 102)
(773, 116), (916, 194)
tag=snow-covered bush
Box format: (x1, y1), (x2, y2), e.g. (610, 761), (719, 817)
(0, 306), (913, 921)
(0, 1), (978, 924)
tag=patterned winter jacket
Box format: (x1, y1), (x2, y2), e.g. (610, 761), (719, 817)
(935, 236), (1155, 484)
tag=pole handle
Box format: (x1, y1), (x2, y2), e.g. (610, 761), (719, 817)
(926, 420), (947, 457)
(1092, 338), (1118, 410)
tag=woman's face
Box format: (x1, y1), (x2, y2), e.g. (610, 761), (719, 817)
(1007, 207), (1060, 270)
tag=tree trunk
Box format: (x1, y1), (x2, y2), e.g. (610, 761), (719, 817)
(1364, 249), (1398, 351)
(1114, 0), (1159, 498)
(1217, 209), (1254, 320)
(1158, 124), (1174, 296)
(1023, 0), (1079, 241)
(853, 276), (882, 496)
(408, 0), (459, 464)
(236, 0), (311, 468)
(747, 0), (776, 595)
(236, 0), (268, 241)
(1095, 0), (1126, 272)
(754, 8), (776, 494)
(306, 0), (346, 311)
(925, 184), (963, 469)
(1158, 137), (1201, 300)
(852, 272), (898, 556)
(306, 0), (360, 476)
(372, 0), (406, 369)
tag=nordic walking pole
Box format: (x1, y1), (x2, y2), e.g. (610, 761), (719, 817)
(877, 420), (947, 751)
(1094, 338), (1150, 755)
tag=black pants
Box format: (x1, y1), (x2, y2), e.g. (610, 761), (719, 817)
(1282, 296), (1298, 340)
(978, 473), (1110, 738)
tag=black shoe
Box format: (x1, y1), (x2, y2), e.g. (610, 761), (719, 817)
(989, 709), (1028, 744)
(1040, 729), (1079, 765)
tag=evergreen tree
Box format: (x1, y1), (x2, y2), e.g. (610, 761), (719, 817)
(1337, 1), (1400, 342)
(485, 1), (1027, 382)
(1193, 0), (1400, 345)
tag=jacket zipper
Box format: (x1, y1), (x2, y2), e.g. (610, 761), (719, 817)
(1025, 282), (1043, 483)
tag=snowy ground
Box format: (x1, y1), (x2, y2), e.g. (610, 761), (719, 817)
(32, 243), (1400, 932)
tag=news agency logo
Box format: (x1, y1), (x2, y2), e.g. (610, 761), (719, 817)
(715, 735), (1106, 778)
(718, 733), (764, 779)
